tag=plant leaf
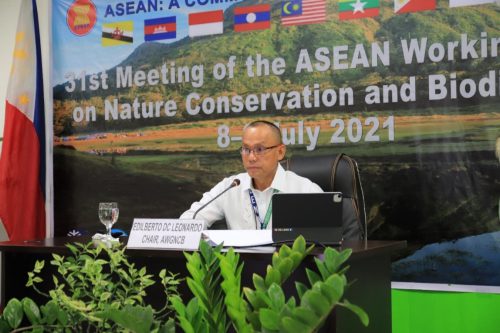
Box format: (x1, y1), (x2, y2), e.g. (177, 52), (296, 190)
(259, 308), (280, 331)
(21, 297), (41, 325)
(338, 300), (370, 327)
(282, 316), (312, 333)
(3, 298), (23, 329)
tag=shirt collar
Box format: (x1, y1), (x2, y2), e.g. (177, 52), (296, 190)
(240, 163), (286, 193)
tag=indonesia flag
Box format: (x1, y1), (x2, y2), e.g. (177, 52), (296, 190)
(0, 0), (46, 241)
(188, 10), (224, 37)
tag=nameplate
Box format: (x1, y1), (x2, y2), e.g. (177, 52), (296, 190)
(127, 219), (204, 250)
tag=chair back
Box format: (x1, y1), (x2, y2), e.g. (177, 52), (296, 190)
(280, 154), (366, 240)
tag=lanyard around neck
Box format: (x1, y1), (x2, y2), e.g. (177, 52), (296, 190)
(248, 188), (278, 230)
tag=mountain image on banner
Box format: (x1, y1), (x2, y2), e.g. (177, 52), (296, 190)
(0, 0), (46, 241)
(339, 0), (380, 20)
(395, 0), (436, 13)
(281, 0), (326, 26)
(102, 21), (133, 46)
(449, 0), (495, 7)
(189, 10), (223, 37)
(234, 4), (271, 32)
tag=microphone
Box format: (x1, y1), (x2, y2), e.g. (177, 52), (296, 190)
(193, 178), (240, 220)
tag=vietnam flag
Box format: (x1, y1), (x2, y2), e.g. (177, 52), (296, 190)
(0, 0), (46, 241)
(395, 0), (436, 14)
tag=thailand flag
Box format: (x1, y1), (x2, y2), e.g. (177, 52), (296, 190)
(188, 10), (224, 37)
(0, 0), (46, 241)
(144, 16), (176, 41)
(449, 0), (495, 7)
(234, 4), (271, 32)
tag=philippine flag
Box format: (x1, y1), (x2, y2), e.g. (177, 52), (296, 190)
(144, 16), (176, 41)
(188, 10), (224, 37)
(234, 4), (271, 32)
(394, 0), (436, 14)
(0, 0), (46, 241)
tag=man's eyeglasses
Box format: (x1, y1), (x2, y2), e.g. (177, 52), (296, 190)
(240, 145), (280, 156)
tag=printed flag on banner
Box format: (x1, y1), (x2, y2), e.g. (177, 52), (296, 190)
(394, 0), (436, 13)
(282, 0), (326, 26)
(339, 0), (380, 20)
(188, 10), (223, 37)
(144, 16), (176, 41)
(0, 0), (46, 241)
(102, 21), (133, 46)
(234, 4), (271, 32)
(449, 0), (495, 7)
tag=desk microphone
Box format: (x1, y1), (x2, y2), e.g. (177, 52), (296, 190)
(192, 178), (240, 219)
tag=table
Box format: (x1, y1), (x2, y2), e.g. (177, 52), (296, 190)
(0, 238), (405, 332)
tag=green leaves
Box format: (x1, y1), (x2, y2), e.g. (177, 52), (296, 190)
(18, 241), (181, 332)
(179, 241), (228, 333)
(105, 304), (155, 333)
(3, 298), (23, 329)
(22, 297), (41, 324)
(172, 235), (368, 333)
(8, 237), (368, 332)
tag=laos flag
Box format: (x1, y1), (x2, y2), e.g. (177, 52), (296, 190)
(234, 4), (271, 32)
(0, 0), (46, 241)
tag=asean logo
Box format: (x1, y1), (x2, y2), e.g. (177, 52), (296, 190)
(66, 0), (97, 36)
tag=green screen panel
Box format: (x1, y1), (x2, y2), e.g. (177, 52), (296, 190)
(392, 289), (500, 333)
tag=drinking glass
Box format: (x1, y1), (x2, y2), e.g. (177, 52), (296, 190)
(98, 202), (119, 238)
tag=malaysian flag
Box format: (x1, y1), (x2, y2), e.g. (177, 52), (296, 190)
(281, 0), (326, 26)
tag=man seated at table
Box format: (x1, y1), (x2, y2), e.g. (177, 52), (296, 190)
(180, 120), (322, 229)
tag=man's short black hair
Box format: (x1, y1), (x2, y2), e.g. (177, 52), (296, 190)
(245, 120), (282, 143)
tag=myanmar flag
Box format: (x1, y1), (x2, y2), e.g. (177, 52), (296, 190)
(339, 0), (380, 20)
(395, 0), (436, 14)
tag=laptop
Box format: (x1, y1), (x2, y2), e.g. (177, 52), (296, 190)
(272, 192), (344, 245)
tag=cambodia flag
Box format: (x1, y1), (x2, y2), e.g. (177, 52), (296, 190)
(0, 0), (46, 241)
(234, 4), (271, 32)
(144, 16), (176, 41)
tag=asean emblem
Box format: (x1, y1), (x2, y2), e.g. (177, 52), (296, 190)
(66, 0), (97, 36)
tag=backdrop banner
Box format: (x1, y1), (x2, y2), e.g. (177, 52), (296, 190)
(52, 0), (500, 286)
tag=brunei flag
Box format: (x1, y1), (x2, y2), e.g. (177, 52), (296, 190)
(339, 0), (380, 20)
(234, 4), (271, 32)
(0, 0), (46, 241)
(395, 0), (436, 13)
(102, 21), (133, 46)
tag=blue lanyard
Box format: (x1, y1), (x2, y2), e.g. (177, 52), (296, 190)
(248, 189), (278, 230)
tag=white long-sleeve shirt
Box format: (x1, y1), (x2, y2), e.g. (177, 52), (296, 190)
(180, 164), (323, 229)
